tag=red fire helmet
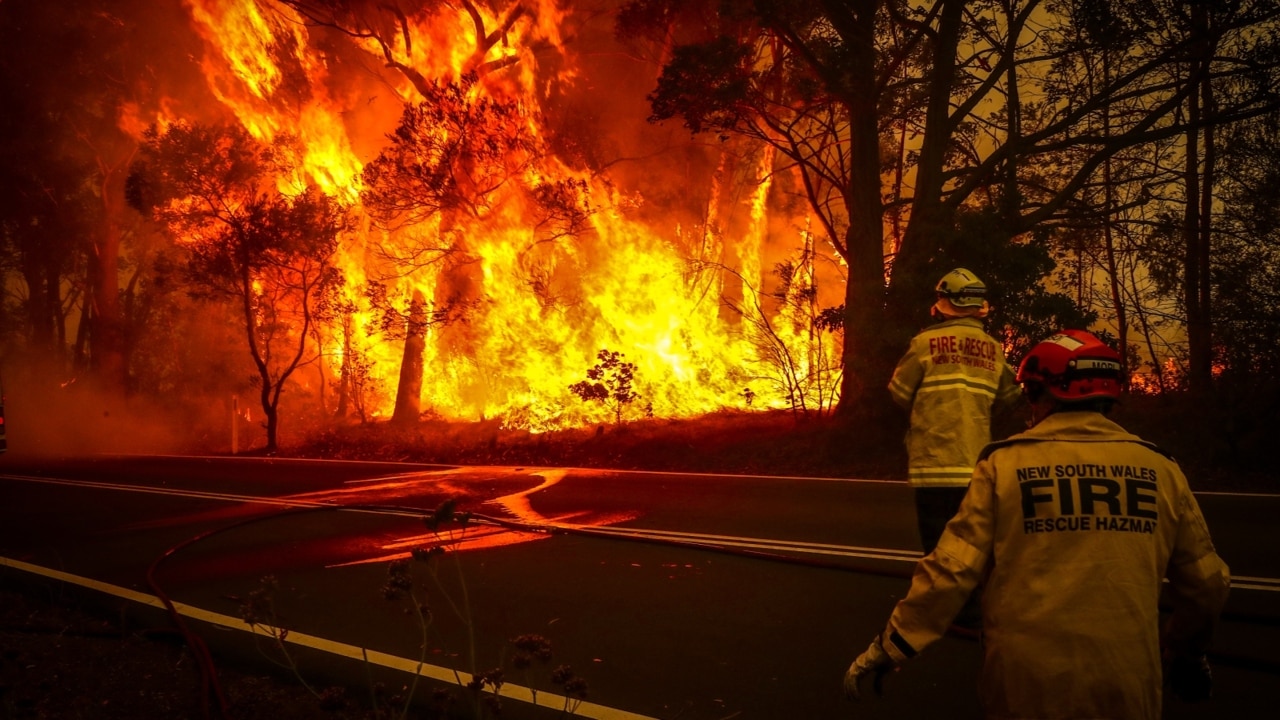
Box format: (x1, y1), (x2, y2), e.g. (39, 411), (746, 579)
(1016, 329), (1124, 402)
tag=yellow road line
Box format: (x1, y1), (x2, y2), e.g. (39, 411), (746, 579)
(0, 555), (658, 720)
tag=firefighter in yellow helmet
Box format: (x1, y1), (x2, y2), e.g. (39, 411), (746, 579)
(888, 268), (1020, 557)
(846, 330), (1231, 719)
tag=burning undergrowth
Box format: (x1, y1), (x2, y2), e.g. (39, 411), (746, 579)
(288, 408), (908, 481)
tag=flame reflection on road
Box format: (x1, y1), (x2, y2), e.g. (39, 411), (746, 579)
(325, 468), (639, 566)
(99, 465), (639, 570)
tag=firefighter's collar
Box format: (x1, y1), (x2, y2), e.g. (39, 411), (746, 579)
(1022, 411), (1144, 443)
(932, 316), (985, 330)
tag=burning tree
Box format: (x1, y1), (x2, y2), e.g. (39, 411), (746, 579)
(715, 237), (843, 418)
(360, 64), (603, 425)
(363, 77), (539, 224)
(362, 280), (462, 425)
(361, 75), (545, 423)
(127, 122), (350, 453)
(275, 0), (544, 90)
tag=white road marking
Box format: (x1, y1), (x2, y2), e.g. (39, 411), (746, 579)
(558, 524), (923, 563)
(123, 454), (912, 484)
(5, 472), (1278, 591)
(0, 473), (425, 517)
(1231, 575), (1280, 592)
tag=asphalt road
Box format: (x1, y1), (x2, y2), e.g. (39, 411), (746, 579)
(1, 455), (1276, 719)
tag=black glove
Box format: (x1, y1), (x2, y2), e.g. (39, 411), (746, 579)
(1166, 654), (1212, 703)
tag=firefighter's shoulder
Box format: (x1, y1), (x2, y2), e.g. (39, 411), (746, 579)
(1132, 438), (1178, 463)
(977, 435), (1179, 464)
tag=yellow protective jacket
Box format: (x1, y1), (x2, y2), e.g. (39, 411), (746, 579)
(879, 411), (1231, 720)
(888, 317), (1020, 487)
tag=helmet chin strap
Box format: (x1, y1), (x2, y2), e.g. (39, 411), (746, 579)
(1024, 386), (1115, 427)
(1027, 399), (1054, 428)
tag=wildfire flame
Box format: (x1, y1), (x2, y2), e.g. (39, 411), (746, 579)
(174, 0), (841, 430)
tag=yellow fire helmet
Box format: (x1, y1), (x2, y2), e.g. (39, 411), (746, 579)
(935, 267), (987, 308)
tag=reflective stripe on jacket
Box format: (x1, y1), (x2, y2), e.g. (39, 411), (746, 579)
(888, 317), (1019, 487)
(880, 412), (1231, 720)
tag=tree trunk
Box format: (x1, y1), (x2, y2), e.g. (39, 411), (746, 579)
(335, 315), (352, 419)
(73, 300), (91, 373)
(1100, 54), (1128, 379)
(262, 379), (278, 454)
(1131, 261), (1167, 393)
(89, 161), (129, 395)
(239, 262), (274, 453)
(1198, 58), (1217, 384)
(835, 0), (892, 415)
(392, 289), (427, 425)
(885, 0), (965, 341)
(1002, 22), (1022, 224)
(1182, 118), (1206, 391)
(1102, 195), (1127, 376)
(1184, 2), (1213, 393)
(20, 246), (55, 357)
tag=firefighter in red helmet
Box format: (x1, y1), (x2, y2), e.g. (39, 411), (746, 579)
(847, 329), (1230, 720)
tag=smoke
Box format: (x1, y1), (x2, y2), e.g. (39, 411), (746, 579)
(0, 359), (197, 459)
(543, 2), (732, 246)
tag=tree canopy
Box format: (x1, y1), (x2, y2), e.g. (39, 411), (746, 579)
(628, 0), (1280, 405)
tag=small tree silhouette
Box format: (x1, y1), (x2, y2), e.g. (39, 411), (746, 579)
(569, 349), (640, 424)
